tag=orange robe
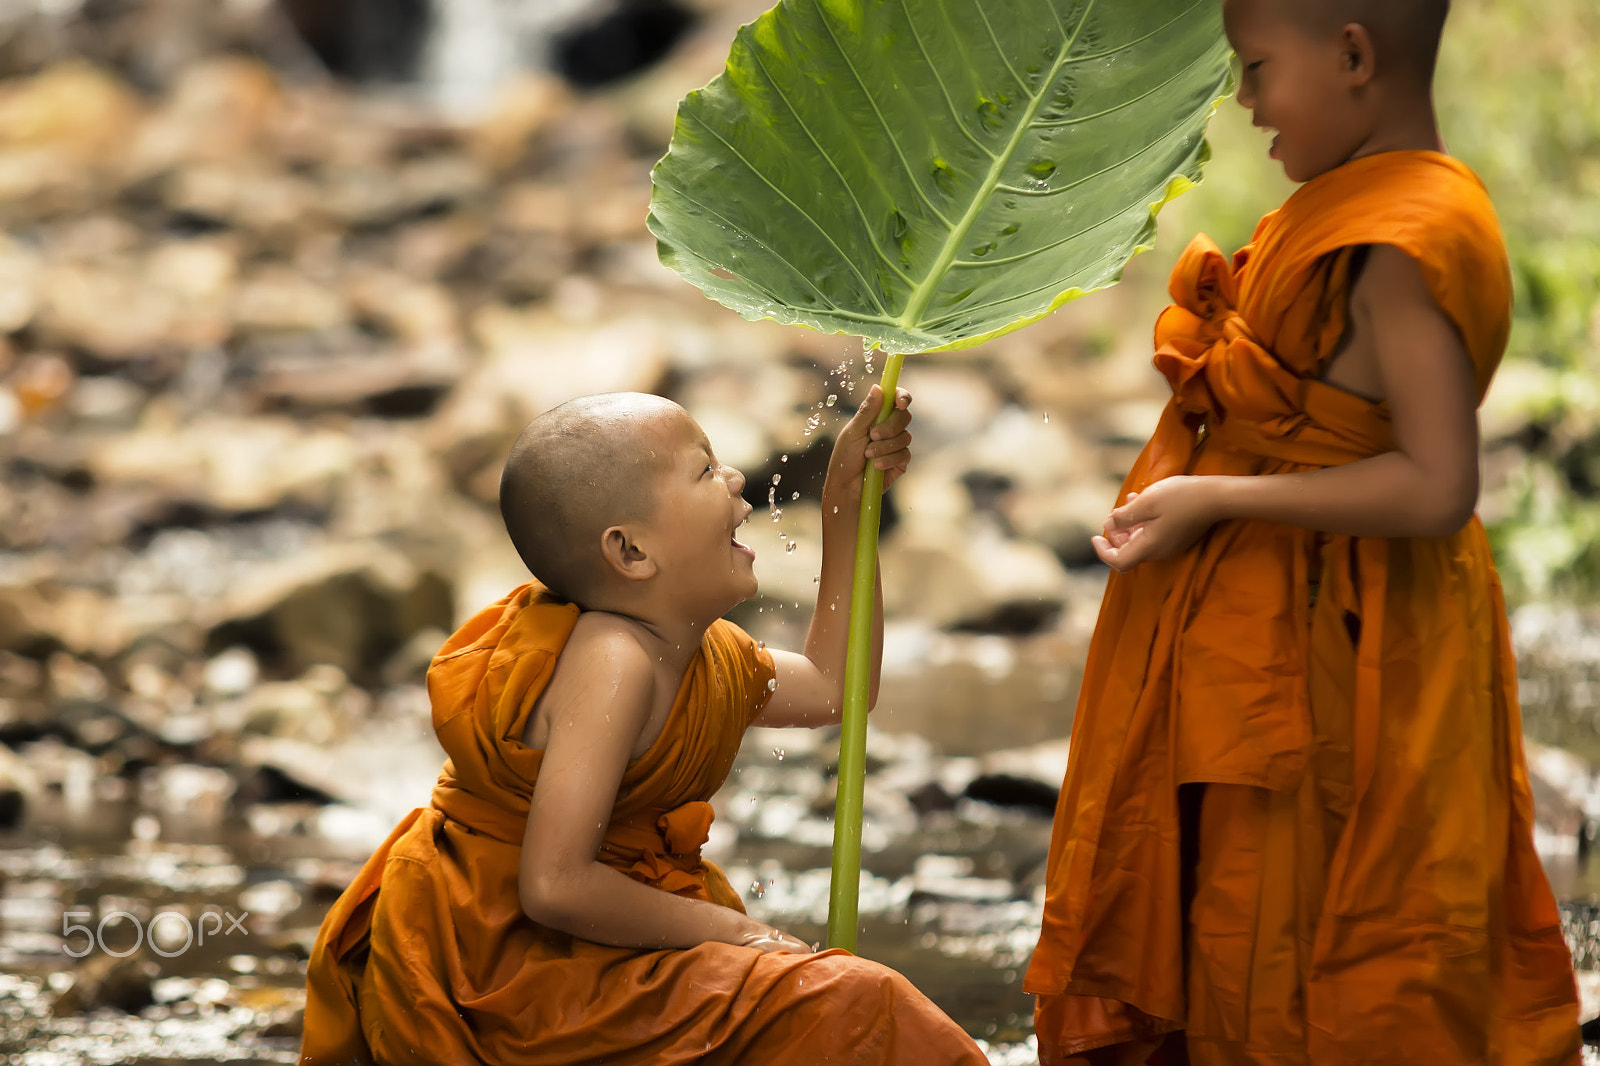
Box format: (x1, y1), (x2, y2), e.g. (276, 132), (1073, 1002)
(300, 583), (986, 1065)
(1024, 152), (1581, 1065)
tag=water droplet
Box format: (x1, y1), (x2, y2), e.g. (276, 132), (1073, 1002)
(791, 491), (799, 500)
(771, 507), (783, 521)
(766, 678), (778, 693)
(1043, 411), (1050, 424)
(750, 880), (767, 898)
(785, 541), (798, 554)
(781, 454), (789, 463)
(829, 603), (836, 611)
(757, 641), (766, 650)
(832, 506), (839, 514)
(772, 748), (786, 761)
(826, 394), (838, 407)
(772, 473), (782, 486)
(813, 575), (821, 584)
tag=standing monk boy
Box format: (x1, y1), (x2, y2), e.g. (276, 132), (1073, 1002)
(299, 387), (988, 1064)
(1026, 0), (1581, 1063)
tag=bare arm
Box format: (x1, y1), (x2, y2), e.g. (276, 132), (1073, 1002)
(755, 385), (912, 728)
(519, 613), (808, 952)
(1094, 245), (1480, 570)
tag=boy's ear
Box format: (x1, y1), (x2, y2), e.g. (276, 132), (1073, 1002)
(1339, 22), (1377, 86)
(600, 525), (656, 582)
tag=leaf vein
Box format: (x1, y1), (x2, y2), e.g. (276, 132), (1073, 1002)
(898, 0), (998, 161)
(806, 0), (955, 229)
(1035, 46), (1216, 128)
(969, 0), (1027, 88)
(894, 0), (1099, 330)
(743, 45), (916, 286)
(995, 109), (1199, 199)
(678, 107), (889, 313)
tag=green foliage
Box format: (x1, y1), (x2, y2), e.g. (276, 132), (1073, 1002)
(1443, 0), (1600, 601)
(648, 0), (1232, 355)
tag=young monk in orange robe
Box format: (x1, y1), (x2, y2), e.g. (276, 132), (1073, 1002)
(1025, 1), (1582, 1063)
(299, 388), (988, 1064)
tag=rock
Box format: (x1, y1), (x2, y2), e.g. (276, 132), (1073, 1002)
(236, 733), (443, 826)
(379, 626), (449, 686)
(208, 545), (453, 680)
(1002, 479), (1119, 568)
(34, 257), (229, 359)
(875, 630), (1081, 755)
(881, 518), (1071, 633)
(894, 364), (1004, 449)
(49, 954), (158, 1017)
(125, 57), (285, 178)
(0, 742), (41, 828)
(961, 737), (1071, 814)
(233, 265), (351, 334)
(0, 61), (143, 161)
(344, 268), (462, 348)
(233, 669), (350, 746)
(203, 647), (260, 699)
(259, 1005), (306, 1039)
(963, 774), (1059, 814)
(908, 854), (1015, 904)
(139, 763), (236, 822)
(252, 351), (459, 416)
(86, 415), (359, 513)
(468, 73), (570, 172)
(806, 775), (919, 843)
(0, 235), (42, 333)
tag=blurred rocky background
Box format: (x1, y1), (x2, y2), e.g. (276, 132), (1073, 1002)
(0, 0), (1597, 1061)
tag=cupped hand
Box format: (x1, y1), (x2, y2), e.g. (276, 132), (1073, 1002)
(824, 384), (914, 508)
(1091, 477), (1218, 572)
(739, 926), (816, 955)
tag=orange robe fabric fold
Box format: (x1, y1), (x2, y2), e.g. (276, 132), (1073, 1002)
(1024, 152), (1581, 1065)
(300, 583), (986, 1065)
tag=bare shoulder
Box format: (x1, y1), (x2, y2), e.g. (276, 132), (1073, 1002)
(522, 611), (655, 749)
(564, 611), (655, 675)
(1351, 244), (1443, 321)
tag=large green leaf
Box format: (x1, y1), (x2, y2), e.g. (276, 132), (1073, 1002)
(648, 0), (1233, 354)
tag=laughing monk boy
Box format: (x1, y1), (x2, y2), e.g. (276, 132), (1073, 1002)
(299, 387), (987, 1064)
(1026, 0), (1581, 1063)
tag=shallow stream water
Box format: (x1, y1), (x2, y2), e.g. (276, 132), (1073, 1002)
(8, 602), (1600, 1062)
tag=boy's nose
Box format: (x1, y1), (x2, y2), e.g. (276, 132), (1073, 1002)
(726, 465), (746, 495)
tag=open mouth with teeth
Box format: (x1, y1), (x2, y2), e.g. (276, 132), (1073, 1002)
(732, 512), (755, 560)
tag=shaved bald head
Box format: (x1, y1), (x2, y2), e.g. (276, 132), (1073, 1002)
(499, 393), (680, 603)
(1290, 0), (1450, 82)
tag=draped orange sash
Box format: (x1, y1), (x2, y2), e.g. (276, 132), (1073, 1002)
(1025, 152), (1580, 1065)
(300, 583), (987, 1065)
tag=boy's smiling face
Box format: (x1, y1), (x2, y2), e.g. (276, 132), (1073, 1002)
(1223, 0), (1373, 183)
(632, 405), (759, 615)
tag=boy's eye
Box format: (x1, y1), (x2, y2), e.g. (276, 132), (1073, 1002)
(1245, 60), (1263, 72)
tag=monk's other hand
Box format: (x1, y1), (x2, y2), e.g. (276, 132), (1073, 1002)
(1099, 491), (1139, 549)
(739, 926), (816, 954)
(824, 384), (914, 509)
(1093, 477), (1217, 571)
